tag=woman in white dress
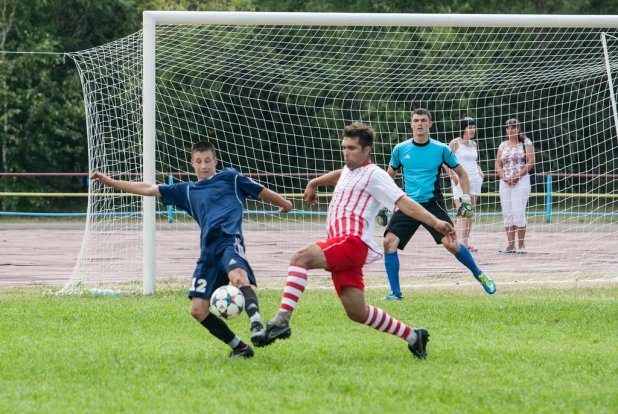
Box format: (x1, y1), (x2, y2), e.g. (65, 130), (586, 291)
(445, 117), (484, 251)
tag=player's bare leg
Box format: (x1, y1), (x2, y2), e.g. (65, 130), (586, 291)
(340, 286), (429, 359)
(228, 268), (265, 346)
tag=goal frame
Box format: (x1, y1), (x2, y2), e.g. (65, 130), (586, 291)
(141, 11), (618, 294)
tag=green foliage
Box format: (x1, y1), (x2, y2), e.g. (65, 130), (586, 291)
(4, 0), (618, 212)
(0, 287), (617, 412)
(253, 0), (614, 14)
(137, 0), (256, 15)
(0, 0), (136, 212)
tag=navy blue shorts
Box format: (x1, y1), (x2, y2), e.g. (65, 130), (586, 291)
(188, 235), (256, 300)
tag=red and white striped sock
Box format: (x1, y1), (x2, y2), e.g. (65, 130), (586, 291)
(279, 264), (308, 314)
(362, 305), (414, 343)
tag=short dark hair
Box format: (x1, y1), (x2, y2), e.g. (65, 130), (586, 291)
(191, 141), (216, 157)
(460, 117), (476, 132)
(411, 108), (432, 121)
(343, 122), (375, 149)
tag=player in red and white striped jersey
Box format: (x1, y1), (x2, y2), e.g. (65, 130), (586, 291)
(325, 158), (404, 262)
(257, 122), (456, 359)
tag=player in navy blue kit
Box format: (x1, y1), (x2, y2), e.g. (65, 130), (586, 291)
(381, 108), (496, 300)
(90, 141), (293, 358)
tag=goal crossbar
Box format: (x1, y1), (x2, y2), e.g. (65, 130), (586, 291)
(143, 12), (618, 28)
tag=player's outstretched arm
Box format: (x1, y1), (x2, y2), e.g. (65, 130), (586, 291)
(90, 171), (161, 197)
(258, 188), (293, 213)
(304, 169), (342, 205)
(395, 196), (456, 242)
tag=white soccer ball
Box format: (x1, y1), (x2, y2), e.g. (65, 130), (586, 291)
(210, 285), (245, 320)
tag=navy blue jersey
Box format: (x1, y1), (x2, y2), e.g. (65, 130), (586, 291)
(389, 138), (459, 203)
(159, 168), (264, 256)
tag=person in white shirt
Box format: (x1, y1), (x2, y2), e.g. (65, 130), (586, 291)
(256, 122), (456, 359)
(445, 117), (484, 251)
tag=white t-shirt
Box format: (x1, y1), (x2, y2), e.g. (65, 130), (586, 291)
(326, 163), (405, 261)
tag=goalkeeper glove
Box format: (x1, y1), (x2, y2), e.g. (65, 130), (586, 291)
(376, 207), (389, 227)
(457, 195), (474, 218)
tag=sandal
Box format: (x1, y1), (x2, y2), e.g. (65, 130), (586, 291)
(498, 247), (516, 253)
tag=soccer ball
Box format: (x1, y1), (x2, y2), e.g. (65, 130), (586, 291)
(210, 285), (245, 320)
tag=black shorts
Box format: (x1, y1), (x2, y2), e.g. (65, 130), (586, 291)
(384, 198), (453, 249)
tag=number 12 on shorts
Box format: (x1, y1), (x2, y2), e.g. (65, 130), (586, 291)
(190, 278), (207, 293)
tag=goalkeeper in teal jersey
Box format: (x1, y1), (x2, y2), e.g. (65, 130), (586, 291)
(90, 141), (293, 358)
(381, 108), (496, 299)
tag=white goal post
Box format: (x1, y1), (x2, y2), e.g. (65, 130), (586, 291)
(64, 12), (618, 295)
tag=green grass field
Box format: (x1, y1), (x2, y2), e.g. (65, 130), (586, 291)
(1, 286), (617, 413)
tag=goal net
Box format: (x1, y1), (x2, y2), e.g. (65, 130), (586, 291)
(62, 13), (618, 294)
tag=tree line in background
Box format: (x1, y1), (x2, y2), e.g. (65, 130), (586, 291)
(1, 0), (618, 213)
